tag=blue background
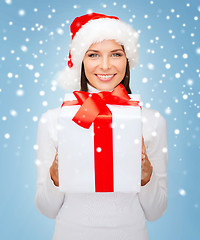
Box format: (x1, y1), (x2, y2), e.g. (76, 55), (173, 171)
(0, 0), (200, 239)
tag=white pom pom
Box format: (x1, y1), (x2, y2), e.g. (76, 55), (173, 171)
(56, 67), (81, 91)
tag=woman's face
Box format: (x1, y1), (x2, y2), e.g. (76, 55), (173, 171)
(83, 39), (127, 91)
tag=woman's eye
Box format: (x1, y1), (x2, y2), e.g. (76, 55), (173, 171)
(112, 53), (122, 57)
(88, 53), (99, 58)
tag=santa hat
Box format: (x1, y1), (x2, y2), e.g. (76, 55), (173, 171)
(58, 12), (139, 91)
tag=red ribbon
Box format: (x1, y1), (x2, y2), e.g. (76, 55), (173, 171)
(61, 84), (141, 192)
(62, 84), (141, 129)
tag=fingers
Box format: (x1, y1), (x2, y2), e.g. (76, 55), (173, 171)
(141, 138), (153, 186)
(53, 150), (59, 174)
(50, 147), (59, 186)
(142, 152), (145, 160)
(55, 153), (58, 164)
(141, 137), (146, 168)
(141, 137), (145, 166)
(55, 146), (58, 163)
(55, 148), (59, 175)
(142, 136), (146, 154)
(141, 154), (152, 176)
(141, 152), (145, 165)
(141, 151), (151, 171)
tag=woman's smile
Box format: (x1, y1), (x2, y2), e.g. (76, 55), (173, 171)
(95, 73), (116, 81)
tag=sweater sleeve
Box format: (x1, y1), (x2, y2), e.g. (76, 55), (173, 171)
(138, 112), (168, 222)
(34, 110), (65, 219)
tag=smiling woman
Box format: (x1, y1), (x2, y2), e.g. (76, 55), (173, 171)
(35, 12), (168, 240)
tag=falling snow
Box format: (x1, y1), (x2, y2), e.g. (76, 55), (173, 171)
(16, 89), (24, 96)
(34, 72), (40, 78)
(96, 147), (102, 152)
(56, 28), (64, 35)
(18, 9), (26, 16)
(165, 107), (172, 115)
(1, 1), (200, 238)
(8, 73), (13, 78)
(10, 109), (18, 117)
(5, 0), (12, 5)
(174, 129), (180, 135)
(4, 133), (10, 139)
(179, 188), (187, 196)
(175, 73), (181, 78)
(21, 45), (28, 52)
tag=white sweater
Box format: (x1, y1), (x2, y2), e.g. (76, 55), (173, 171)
(35, 89), (168, 240)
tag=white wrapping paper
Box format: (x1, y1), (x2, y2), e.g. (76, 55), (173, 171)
(58, 93), (142, 193)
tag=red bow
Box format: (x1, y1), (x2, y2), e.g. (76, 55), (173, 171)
(61, 84), (141, 129)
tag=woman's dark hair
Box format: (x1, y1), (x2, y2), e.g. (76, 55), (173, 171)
(80, 59), (132, 94)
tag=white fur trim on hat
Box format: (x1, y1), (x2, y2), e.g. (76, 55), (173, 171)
(58, 18), (139, 91)
(57, 66), (81, 91)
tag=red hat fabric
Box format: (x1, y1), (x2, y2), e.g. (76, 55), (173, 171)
(68, 13), (119, 68)
(70, 13), (119, 40)
(58, 12), (139, 91)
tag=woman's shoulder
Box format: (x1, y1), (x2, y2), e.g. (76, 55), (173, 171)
(41, 107), (60, 116)
(142, 107), (167, 130)
(39, 107), (61, 125)
(142, 107), (166, 120)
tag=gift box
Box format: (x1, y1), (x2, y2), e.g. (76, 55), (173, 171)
(58, 85), (142, 193)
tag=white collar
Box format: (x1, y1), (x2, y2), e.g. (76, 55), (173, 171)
(87, 84), (114, 93)
(87, 84), (100, 93)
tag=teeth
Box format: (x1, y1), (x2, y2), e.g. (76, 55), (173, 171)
(97, 74), (114, 79)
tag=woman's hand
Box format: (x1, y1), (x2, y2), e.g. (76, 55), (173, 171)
(141, 137), (153, 186)
(50, 147), (59, 187)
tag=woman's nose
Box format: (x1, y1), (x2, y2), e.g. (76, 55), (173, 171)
(100, 56), (111, 70)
